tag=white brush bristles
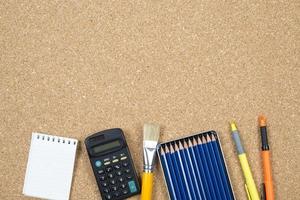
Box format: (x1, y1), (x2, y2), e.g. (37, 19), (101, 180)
(143, 123), (160, 142)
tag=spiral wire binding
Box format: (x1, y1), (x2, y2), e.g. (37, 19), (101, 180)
(36, 133), (77, 145)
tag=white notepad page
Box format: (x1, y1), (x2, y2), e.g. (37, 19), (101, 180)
(23, 133), (78, 200)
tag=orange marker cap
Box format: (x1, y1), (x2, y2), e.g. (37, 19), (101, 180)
(258, 115), (267, 127)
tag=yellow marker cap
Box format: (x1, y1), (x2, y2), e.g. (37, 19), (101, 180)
(230, 122), (238, 132)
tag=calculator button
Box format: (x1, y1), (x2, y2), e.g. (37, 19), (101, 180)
(99, 175), (106, 181)
(103, 188), (109, 193)
(120, 153), (126, 157)
(95, 160), (102, 167)
(111, 186), (118, 191)
(112, 159), (119, 163)
(120, 156), (127, 160)
(104, 161), (111, 165)
(116, 171), (122, 176)
(122, 189), (129, 195)
(114, 164), (121, 169)
(105, 194), (112, 200)
(110, 180), (116, 185)
(125, 169), (130, 173)
(107, 173), (114, 178)
(120, 183), (126, 189)
(122, 162), (129, 167)
(118, 177), (125, 182)
(113, 192), (120, 197)
(106, 167), (113, 172)
(126, 175), (132, 179)
(128, 181), (137, 193)
(102, 182), (108, 187)
(97, 169), (105, 174)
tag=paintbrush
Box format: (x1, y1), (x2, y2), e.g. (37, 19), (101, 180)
(141, 123), (160, 200)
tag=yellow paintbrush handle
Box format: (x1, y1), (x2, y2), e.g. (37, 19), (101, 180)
(141, 172), (154, 200)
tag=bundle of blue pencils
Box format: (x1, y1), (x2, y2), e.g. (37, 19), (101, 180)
(157, 131), (235, 200)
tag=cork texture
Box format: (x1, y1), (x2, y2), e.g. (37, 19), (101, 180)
(0, 1), (299, 199)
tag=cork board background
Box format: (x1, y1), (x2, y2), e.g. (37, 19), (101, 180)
(1, 1), (299, 199)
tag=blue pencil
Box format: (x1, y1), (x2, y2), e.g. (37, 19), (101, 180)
(201, 136), (223, 200)
(196, 136), (219, 200)
(185, 139), (207, 200)
(206, 135), (228, 200)
(178, 141), (197, 199)
(160, 147), (177, 200)
(170, 144), (187, 200)
(211, 134), (234, 200)
(182, 140), (203, 200)
(192, 137), (212, 200)
(165, 145), (182, 200)
(174, 143), (193, 200)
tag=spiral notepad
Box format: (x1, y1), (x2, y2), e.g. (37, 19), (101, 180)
(23, 133), (78, 200)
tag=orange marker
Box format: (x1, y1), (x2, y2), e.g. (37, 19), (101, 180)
(259, 115), (274, 200)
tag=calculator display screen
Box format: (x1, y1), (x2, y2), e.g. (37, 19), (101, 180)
(92, 140), (121, 154)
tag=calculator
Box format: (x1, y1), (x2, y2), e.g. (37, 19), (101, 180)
(85, 128), (141, 200)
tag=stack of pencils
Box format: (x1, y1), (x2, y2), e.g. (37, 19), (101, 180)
(158, 132), (235, 200)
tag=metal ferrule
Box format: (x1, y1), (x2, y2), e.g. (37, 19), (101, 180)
(143, 147), (157, 172)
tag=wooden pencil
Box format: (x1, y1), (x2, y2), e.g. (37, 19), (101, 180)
(201, 136), (222, 199)
(197, 136), (218, 200)
(174, 142), (192, 199)
(210, 134), (234, 199)
(178, 141), (197, 199)
(187, 139), (207, 200)
(165, 145), (181, 199)
(160, 147), (177, 200)
(192, 137), (212, 200)
(170, 144), (187, 200)
(206, 134), (228, 200)
(183, 140), (205, 200)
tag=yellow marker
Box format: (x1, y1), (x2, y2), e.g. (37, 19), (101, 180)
(230, 122), (260, 200)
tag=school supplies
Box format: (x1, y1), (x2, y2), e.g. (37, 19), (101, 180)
(23, 133), (78, 200)
(157, 131), (235, 200)
(85, 128), (140, 200)
(258, 115), (274, 200)
(141, 123), (160, 200)
(230, 122), (260, 200)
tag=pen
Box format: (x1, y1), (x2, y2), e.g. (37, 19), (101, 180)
(230, 122), (260, 200)
(258, 115), (274, 200)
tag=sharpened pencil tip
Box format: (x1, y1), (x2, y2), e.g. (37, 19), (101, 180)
(197, 136), (202, 144)
(174, 143), (179, 150)
(206, 134), (211, 142)
(160, 147), (165, 155)
(170, 144), (175, 153)
(165, 145), (170, 153)
(211, 134), (216, 141)
(192, 137), (198, 146)
(183, 140), (188, 148)
(202, 136), (207, 143)
(179, 141), (184, 149)
(188, 139), (193, 147)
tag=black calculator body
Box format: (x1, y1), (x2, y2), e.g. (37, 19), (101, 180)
(85, 128), (141, 200)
